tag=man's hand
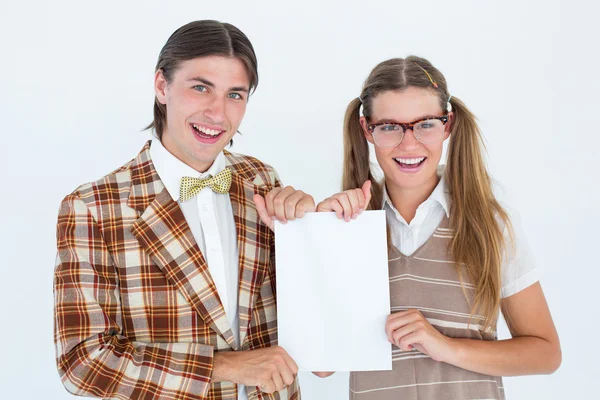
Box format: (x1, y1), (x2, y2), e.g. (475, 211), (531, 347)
(254, 186), (315, 231)
(312, 371), (335, 378)
(213, 346), (298, 393)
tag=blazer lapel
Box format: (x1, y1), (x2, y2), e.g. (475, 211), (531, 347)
(128, 141), (236, 349)
(226, 155), (274, 347)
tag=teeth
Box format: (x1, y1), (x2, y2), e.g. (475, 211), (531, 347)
(193, 124), (221, 136)
(394, 157), (425, 165)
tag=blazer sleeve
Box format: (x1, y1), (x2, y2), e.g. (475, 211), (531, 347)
(53, 193), (215, 400)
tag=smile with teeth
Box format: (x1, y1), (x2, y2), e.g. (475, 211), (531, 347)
(394, 157), (426, 165)
(192, 123), (224, 137)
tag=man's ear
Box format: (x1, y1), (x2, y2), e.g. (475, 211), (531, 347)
(154, 70), (168, 105)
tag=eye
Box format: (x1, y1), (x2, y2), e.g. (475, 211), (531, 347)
(228, 92), (243, 100)
(380, 124), (400, 132)
(193, 85), (207, 92)
(417, 120), (436, 129)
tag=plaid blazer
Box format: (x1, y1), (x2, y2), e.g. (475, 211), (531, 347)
(54, 141), (300, 400)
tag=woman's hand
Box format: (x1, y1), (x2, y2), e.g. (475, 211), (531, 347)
(385, 309), (457, 364)
(316, 180), (371, 221)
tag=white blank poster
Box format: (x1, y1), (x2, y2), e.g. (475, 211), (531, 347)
(274, 211), (392, 372)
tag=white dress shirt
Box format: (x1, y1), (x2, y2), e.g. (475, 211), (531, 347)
(383, 166), (539, 298)
(150, 139), (247, 399)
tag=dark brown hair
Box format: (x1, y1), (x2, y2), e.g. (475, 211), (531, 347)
(146, 20), (258, 139)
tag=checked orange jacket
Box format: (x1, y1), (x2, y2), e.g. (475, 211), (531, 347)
(53, 141), (300, 400)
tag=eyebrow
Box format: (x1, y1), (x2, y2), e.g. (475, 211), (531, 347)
(373, 114), (441, 124)
(188, 76), (249, 92)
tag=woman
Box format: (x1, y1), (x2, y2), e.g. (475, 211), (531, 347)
(314, 56), (561, 399)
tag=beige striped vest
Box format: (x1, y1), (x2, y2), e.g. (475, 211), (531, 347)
(350, 217), (505, 400)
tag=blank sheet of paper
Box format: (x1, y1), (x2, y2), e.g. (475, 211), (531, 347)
(274, 211), (392, 371)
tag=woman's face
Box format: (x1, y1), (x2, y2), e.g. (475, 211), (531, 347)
(360, 87), (452, 194)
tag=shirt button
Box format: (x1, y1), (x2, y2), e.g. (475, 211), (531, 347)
(202, 205), (209, 212)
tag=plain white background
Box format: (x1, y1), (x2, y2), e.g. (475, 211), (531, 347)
(1, 0), (598, 399)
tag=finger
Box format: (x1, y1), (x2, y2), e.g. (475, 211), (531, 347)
(281, 350), (299, 377)
(253, 194), (274, 231)
(312, 371), (335, 378)
(391, 323), (418, 348)
(385, 319), (398, 343)
(316, 202), (327, 212)
(260, 379), (276, 394)
(279, 364), (295, 386)
(385, 310), (411, 326)
(283, 190), (306, 221)
(385, 312), (422, 342)
(345, 189), (362, 219)
(361, 180), (372, 210)
(264, 187), (283, 221)
(273, 186), (297, 223)
(330, 199), (345, 219)
(334, 193), (353, 222)
(295, 194), (316, 218)
(316, 197), (335, 212)
(355, 188), (366, 211)
(399, 332), (421, 352)
(386, 309), (421, 322)
(271, 372), (285, 392)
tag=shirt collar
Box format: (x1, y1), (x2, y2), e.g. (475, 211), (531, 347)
(149, 138), (226, 202)
(382, 164), (451, 218)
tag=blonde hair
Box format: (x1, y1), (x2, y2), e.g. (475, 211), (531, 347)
(343, 56), (511, 331)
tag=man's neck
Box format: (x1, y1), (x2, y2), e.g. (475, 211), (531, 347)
(160, 135), (216, 174)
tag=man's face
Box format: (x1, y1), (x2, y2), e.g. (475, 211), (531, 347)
(154, 55), (250, 172)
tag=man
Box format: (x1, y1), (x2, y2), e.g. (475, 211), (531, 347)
(54, 20), (314, 400)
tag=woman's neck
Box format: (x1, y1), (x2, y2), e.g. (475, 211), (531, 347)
(386, 174), (440, 224)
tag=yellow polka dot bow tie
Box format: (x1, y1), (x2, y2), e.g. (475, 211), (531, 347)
(179, 168), (232, 202)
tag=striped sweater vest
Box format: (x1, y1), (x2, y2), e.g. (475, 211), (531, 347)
(350, 217), (505, 400)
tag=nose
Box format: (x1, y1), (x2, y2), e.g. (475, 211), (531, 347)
(203, 96), (226, 124)
(397, 128), (421, 150)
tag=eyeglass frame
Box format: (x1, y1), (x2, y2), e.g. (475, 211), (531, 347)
(366, 114), (450, 147)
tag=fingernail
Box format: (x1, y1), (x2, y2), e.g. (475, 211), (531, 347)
(352, 214), (357, 219)
(272, 216), (278, 221)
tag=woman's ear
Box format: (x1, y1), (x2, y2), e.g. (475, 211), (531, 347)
(444, 111), (454, 139)
(360, 116), (375, 144)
